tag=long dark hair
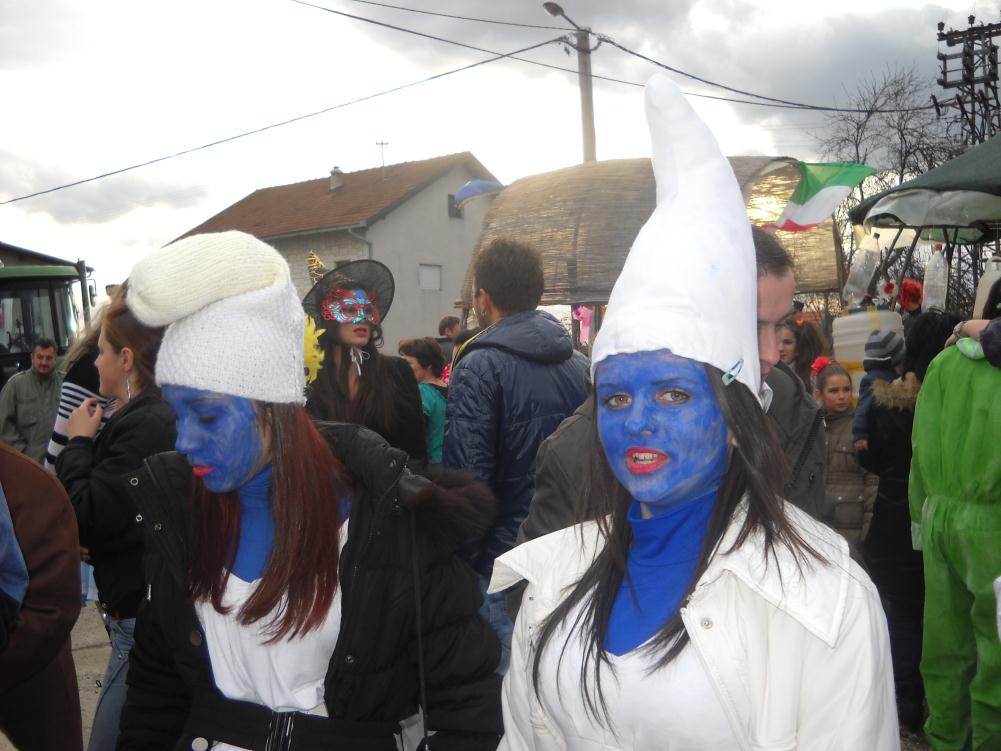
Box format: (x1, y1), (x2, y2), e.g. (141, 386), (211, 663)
(781, 317), (829, 390)
(531, 364), (823, 726)
(310, 322), (398, 436)
(190, 404), (351, 641)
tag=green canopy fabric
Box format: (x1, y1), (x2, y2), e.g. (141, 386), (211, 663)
(850, 136), (1001, 242)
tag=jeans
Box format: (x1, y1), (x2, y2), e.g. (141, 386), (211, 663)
(87, 612), (135, 751)
(478, 574), (512, 675)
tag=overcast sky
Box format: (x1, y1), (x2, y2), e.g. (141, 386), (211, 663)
(2, 0), (997, 294)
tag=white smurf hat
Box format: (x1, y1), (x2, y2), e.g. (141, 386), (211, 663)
(128, 230), (305, 404)
(591, 74), (760, 400)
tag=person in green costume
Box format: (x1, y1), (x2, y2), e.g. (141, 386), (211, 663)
(910, 311), (1001, 751)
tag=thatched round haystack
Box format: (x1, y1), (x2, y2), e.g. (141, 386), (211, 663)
(460, 157), (843, 308)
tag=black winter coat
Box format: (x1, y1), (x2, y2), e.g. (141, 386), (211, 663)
(443, 310), (589, 576)
(764, 362), (828, 521)
(55, 393), (176, 616)
(307, 355), (427, 464)
(117, 422), (502, 751)
(858, 375), (924, 604)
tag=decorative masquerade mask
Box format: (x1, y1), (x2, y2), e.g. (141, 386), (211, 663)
(322, 287), (381, 325)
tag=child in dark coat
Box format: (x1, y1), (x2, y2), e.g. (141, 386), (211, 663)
(852, 329), (904, 452)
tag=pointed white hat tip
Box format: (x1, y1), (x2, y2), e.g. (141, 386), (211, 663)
(644, 74), (739, 208)
(592, 74), (761, 406)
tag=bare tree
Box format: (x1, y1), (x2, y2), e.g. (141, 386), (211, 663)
(818, 66), (972, 311)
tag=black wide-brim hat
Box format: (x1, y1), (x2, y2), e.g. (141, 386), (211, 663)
(302, 259), (395, 324)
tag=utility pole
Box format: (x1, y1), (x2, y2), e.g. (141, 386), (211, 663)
(933, 14), (1001, 144)
(376, 141), (389, 167)
(543, 3), (598, 163)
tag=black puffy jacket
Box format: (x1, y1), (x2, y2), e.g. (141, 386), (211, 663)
(117, 422), (502, 751)
(55, 393), (177, 616)
(442, 310), (589, 576)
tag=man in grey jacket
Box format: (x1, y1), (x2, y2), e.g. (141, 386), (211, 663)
(511, 230), (828, 610)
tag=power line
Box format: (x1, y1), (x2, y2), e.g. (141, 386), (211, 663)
(297, 0), (936, 114)
(3, 3), (930, 203)
(286, 1), (857, 110)
(602, 37), (938, 114)
(0, 36), (562, 206)
(338, 0), (573, 30)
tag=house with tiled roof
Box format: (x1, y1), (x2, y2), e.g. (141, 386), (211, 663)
(181, 152), (497, 348)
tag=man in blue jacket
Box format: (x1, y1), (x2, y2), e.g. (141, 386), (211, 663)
(444, 238), (589, 672)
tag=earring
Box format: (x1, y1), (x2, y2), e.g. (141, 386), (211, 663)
(125, 376), (133, 402)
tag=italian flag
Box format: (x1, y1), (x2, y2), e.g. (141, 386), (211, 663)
(768, 162), (877, 232)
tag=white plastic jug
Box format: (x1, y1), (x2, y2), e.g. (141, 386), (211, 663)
(974, 256), (1001, 318)
(842, 234), (881, 309)
(832, 309), (904, 398)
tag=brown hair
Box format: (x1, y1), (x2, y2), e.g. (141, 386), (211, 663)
(64, 284), (128, 371)
(438, 315), (461, 336)
(780, 317), (829, 389)
(753, 226), (794, 277)
(473, 238), (545, 314)
(815, 360), (851, 391)
(398, 337), (445, 378)
(104, 294), (165, 394)
(189, 404), (351, 641)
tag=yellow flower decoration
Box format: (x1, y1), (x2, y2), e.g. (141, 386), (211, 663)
(304, 314), (326, 384)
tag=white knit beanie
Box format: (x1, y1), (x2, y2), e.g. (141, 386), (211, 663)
(128, 231), (305, 404)
(591, 74), (761, 401)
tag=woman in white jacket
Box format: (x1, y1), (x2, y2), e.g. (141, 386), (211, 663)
(490, 75), (898, 751)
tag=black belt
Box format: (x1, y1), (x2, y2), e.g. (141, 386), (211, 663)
(184, 691), (400, 751)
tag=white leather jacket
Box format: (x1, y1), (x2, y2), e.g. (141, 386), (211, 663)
(489, 502), (899, 751)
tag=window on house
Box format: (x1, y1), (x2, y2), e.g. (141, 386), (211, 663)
(447, 194), (463, 219)
(419, 264), (442, 291)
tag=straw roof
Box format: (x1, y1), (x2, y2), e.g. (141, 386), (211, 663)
(461, 157), (843, 307)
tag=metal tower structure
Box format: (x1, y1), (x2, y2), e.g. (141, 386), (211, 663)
(933, 14), (1001, 144)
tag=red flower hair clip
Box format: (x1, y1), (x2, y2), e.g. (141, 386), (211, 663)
(811, 356), (834, 377)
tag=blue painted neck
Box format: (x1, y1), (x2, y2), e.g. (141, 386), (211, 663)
(238, 464), (272, 509)
(628, 486), (717, 565)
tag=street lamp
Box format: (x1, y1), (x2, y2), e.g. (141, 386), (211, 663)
(543, 2), (597, 163)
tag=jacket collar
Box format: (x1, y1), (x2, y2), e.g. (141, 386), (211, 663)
(492, 499), (851, 648)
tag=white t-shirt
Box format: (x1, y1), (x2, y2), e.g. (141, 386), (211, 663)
(194, 519), (349, 750)
(537, 603), (739, 750)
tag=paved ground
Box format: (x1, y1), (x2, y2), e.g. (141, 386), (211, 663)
(1, 603), (931, 750)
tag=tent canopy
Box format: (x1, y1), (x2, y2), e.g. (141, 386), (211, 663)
(850, 135), (1001, 242)
(461, 157), (844, 308)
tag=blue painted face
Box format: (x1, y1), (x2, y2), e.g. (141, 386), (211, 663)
(162, 384), (269, 493)
(595, 350), (729, 514)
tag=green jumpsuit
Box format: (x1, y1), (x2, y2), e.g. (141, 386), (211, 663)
(910, 346), (1001, 750)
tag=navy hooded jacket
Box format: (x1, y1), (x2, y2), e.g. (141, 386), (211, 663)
(443, 310), (589, 576)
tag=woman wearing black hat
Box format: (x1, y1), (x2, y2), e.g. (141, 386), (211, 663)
(303, 261), (427, 466)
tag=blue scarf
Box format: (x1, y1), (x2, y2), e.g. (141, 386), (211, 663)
(605, 490), (716, 655)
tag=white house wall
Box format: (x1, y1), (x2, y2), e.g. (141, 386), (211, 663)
(367, 164), (493, 351)
(270, 231), (369, 295)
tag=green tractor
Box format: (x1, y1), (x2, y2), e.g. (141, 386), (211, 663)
(0, 263), (92, 388)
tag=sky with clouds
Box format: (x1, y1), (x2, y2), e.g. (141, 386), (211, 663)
(1, 0), (997, 294)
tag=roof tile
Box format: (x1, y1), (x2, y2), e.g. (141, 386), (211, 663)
(181, 152), (492, 240)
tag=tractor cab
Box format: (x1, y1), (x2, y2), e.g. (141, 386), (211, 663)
(0, 265), (85, 388)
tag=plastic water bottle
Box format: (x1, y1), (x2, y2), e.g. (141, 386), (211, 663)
(842, 234), (880, 308)
(923, 247), (948, 312)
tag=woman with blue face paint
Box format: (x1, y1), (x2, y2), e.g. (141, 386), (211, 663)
(116, 231), (502, 751)
(55, 293), (177, 751)
(303, 260), (427, 468)
(490, 76), (898, 750)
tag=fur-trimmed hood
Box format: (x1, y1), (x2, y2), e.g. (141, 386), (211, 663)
(872, 372), (920, 411)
